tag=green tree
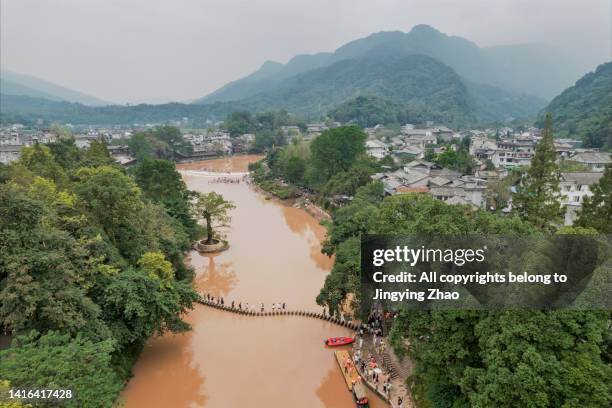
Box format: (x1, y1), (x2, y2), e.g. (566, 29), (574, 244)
(19, 144), (66, 185)
(137, 251), (173, 287)
(191, 192), (235, 244)
(0, 184), (104, 337)
(81, 140), (115, 167)
(127, 132), (153, 161)
(424, 148), (436, 162)
(282, 156), (307, 184)
(74, 166), (145, 260)
(461, 311), (611, 407)
(223, 111), (256, 136)
(321, 160), (378, 198)
(154, 126), (192, 156)
(513, 113), (563, 229)
(102, 269), (197, 350)
(253, 129), (286, 152)
(47, 138), (82, 170)
(308, 126), (367, 187)
(434, 144), (474, 174)
(0, 331), (122, 408)
(131, 158), (198, 238)
(576, 163), (612, 233)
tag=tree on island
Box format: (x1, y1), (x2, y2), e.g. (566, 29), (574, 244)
(513, 113), (563, 230)
(191, 192), (235, 244)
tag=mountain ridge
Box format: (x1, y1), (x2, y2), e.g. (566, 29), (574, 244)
(194, 24), (583, 104)
(539, 61), (612, 148)
(0, 69), (110, 106)
(0, 54), (548, 127)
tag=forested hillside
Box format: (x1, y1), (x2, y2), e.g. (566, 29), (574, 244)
(196, 24), (582, 103)
(539, 62), (612, 149)
(1, 54), (546, 127)
(237, 54), (475, 125)
(0, 69), (109, 106)
(0, 94), (234, 126)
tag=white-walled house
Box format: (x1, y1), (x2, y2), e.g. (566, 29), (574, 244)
(365, 139), (388, 159)
(559, 172), (603, 225)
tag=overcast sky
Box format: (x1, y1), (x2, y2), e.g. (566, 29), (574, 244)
(1, 0), (610, 104)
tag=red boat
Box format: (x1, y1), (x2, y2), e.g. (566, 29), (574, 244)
(325, 336), (354, 347)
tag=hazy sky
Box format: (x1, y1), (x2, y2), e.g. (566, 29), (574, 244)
(1, 0), (610, 104)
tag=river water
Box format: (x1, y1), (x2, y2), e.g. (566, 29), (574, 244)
(121, 155), (386, 408)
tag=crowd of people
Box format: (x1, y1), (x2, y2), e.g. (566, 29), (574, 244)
(207, 176), (247, 184)
(203, 293), (286, 312)
(353, 311), (405, 408)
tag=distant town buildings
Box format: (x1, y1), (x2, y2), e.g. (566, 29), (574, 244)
(182, 130), (232, 158)
(363, 124), (609, 225)
(2, 120), (610, 229)
(0, 127), (59, 164)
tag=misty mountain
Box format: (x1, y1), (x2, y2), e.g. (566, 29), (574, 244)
(539, 62), (612, 148)
(0, 70), (109, 106)
(1, 54), (546, 127)
(204, 54), (545, 126)
(195, 24), (584, 104)
(0, 93), (223, 126)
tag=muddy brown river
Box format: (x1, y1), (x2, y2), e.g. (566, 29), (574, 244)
(121, 155), (386, 408)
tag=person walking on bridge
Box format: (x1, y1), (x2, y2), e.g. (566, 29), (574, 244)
(261, 303), (264, 312)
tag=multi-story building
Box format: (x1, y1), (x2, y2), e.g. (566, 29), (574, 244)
(559, 172), (603, 225)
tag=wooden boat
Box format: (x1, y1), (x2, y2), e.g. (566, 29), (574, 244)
(325, 336), (354, 346)
(352, 382), (369, 407)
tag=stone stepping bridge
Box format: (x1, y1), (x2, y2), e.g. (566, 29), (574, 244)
(196, 297), (360, 331)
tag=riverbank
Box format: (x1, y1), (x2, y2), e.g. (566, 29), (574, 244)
(248, 159), (332, 222)
(251, 181), (332, 223)
(177, 154), (264, 173)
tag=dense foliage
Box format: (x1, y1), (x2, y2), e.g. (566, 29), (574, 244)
(329, 96), (425, 128)
(433, 140), (474, 174)
(539, 62), (612, 149)
(222, 110), (304, 136)
(318, 184), (611, 407)
(318, 189), (536, 313)
(126, 126), (192, 160)
(0, 140), (200, 406)
(0, 94), (234, 126)
(254, 126), (377, 200)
